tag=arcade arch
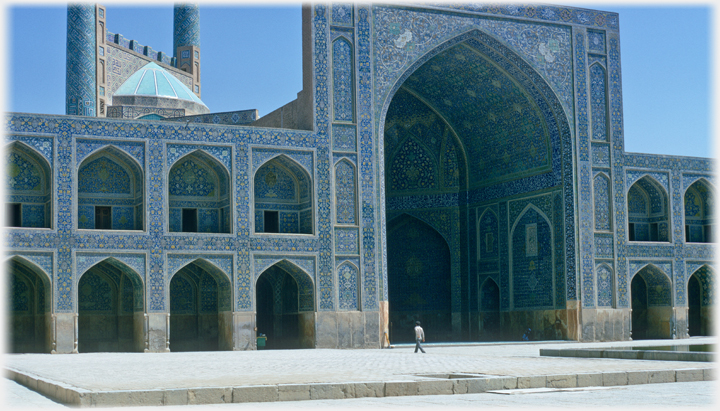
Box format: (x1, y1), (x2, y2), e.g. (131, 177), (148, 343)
(5, 256), (52, 353)
(684, 179), (714, 243)
(77, 146), (144, 231)
(77, 258), (144, 352)
(168, 150), (231, 234)
(253, 155), (313, 234)
(630, 264), (672, 340)
(168, 259), (233, 351)
(687, 265), (713, 336)
(627, 176), (669, 242)
(255, 261), (315, 349)
(5, 142), (52, 229)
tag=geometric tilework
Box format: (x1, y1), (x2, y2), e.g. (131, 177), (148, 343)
(331, 3), (353, 26)
(173, 4), (201, 52)
(511, 207), (553, 309)
(593, 173), (611, 231)
(334, 226), (358, 255)
(590, 63), (608, 141)
(588, 30), (606, 53)
(4, 136), (53, 166)
(596, 263), (613, 307)
(337, 262), (359, 310)
(332, 38), (354, 122)
(4, 3), (717, 347)
(66, 5), (95, 116)
(334, 160), (356, 224)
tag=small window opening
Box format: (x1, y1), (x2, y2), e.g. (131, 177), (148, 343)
(95, 206), (111, 230)
(264, 211), (279, 233)
(182, 208), (198, 233)
(5, 203), (21, 227)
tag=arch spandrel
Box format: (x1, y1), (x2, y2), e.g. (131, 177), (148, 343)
(372, 8), (574, 118)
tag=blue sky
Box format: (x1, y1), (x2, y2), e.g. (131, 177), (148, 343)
(3, 1), (713, 159)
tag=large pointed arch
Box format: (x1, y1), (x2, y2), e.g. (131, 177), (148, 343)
(379, 27), (574, 343)
(687, 264), (714, 336)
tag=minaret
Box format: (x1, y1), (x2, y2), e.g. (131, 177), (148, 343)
(174, 3), (201, 98)
(66, 4), (97, 116)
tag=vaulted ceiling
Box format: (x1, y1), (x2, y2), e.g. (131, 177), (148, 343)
(384, 41), (552, 191)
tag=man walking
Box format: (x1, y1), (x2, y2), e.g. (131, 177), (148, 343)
(414, 321), (425, 353)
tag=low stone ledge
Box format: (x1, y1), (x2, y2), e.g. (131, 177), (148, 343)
(603, 372), (628, 386)
(349, 381), (385, 398)
(627, 371), (649, 385)
(277, 384), (311, 401)
(163, 389), (188, 405)
(703, 368), (715, 381)
(546, 374), (576, 388)
(417, 379), (454, 395)
(648, 370), (675, 384)
(676, 369), (705, 382)
(232, 385), (279, 403)
(90, 389), (165, 407)
(517, 375), (546, 389)
(384, 381), (420, 396)
(576, 373), (603, 387)
(187, 387), (232, 404)
(309, 383), (350, 400)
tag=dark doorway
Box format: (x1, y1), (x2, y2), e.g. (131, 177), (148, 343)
(478, 278), (500, 341)
(78, 262), (142, 353)
(182, 208), (198, 233)
(387, 215), (452, 343)
(5, 203), (21, 227)
(264, 211), (279, 233)
(256, 266), (301, 349)
(95, 206), (111, 230)
(6, 258), (49, 353)
(631, 274), (648, 340)
(169, 260), (233, 352)
(688, 274), (702, 336)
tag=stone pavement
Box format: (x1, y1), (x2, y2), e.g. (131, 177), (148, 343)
(3, 337), (716, 408)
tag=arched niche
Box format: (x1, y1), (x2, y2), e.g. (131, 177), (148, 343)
(630, 264), (672, 340)
(334, 159), (357, 225)
(77, 146), (144, 231)
(386, 213), (451, 343)
(168, 150), (231, 234)
(4, 142), (52, 229)
(684, 179), (714, 243)
(687, 265), (713, 336)
(510, 205), (554, 311)
(254, 155), (313, 235)
(627, 176), (669, 242)
(77, 258), (144, 352)
(5, 256), (52, 353)
(256, 260), (315, 349)
(168, 259), (233, 351)
(478, 277), (500, 341)
(593, 172), (612, 231)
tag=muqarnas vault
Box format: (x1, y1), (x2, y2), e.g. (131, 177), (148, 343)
(4, 3), (715, 353)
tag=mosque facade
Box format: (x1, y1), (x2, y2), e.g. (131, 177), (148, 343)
(4, 3), (714, 353)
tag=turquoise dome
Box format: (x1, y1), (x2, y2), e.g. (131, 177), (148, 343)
(114, 62), (207, 107)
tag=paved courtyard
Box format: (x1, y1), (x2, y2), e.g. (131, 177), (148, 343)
(3, 337), (716, 408)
